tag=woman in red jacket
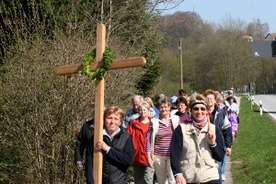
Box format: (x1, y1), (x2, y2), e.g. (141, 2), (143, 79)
(127, 101), (154, 184)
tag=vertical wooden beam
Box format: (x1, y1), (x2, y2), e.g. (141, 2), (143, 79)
(55, 23), (147, 184)
(93, 23), (106, 184)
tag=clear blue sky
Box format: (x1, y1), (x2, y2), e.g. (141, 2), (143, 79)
(160, 0), (276, 33)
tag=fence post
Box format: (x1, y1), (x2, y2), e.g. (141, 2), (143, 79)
(251, 96), (254, 111)
(259, 100), (263, 115)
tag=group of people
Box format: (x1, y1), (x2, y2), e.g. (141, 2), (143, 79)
(74, 88), (239, 184)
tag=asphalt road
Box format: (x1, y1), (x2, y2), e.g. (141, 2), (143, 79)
(251, 94), (276, 120)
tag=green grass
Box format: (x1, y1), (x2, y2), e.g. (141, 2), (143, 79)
(231, 97), (276, 184)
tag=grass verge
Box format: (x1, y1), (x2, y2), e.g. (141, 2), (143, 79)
(231, 96), (276, 183)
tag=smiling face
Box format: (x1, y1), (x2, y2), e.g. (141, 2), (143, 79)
(159, 103), (171, 117)
(103, 107), (124, 136)
(189, 93), (208, 123)
(139, 106), (150, 119)
(177, 102), (187, 113)
(157, 96), (171, 118)
(191, 104), (207, 123)
(206, 94), (216, 108)
(138, 101), (150, 119)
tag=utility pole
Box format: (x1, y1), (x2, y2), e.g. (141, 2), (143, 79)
(179, 38), (183, 89)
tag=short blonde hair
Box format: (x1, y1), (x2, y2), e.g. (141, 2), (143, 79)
(104, 106), (125, 122)
(138, 101), (150, 110)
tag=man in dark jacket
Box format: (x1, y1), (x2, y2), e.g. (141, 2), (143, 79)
(74, 119), (94, 184)
(203, 90), (232, 153)
(203, 89), (233, 184)
(122, 95), (143, 128)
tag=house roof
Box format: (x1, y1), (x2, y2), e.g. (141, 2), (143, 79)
(265, 33), (276, 40)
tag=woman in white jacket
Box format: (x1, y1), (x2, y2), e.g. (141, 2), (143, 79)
(146, 96), (180, 184)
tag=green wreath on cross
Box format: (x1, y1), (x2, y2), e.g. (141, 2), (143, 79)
(81, 47), (113, 81)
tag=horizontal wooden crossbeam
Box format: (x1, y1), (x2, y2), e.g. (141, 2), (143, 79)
(55, 57), (146, 75)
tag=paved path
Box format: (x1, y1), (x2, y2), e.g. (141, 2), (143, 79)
(224, 156), (233, 184)
(223, 96), (242, 184)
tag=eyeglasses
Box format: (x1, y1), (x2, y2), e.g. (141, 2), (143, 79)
(192, 107), (206, 111)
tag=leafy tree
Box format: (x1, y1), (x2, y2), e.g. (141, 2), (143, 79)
(247, 19), (269, 39)
(255, 59), (276, 93)
(156, 11), (203, 47)
(155, 12), (271, 94)
(0, 0), (170, 183)
(135, 60), (161, 96)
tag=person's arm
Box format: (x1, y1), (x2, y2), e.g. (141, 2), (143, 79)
(210, 126), (226, 161)
(146, 122), (152, 153)
(75, 120), (94, 167)
(235, 103), (239, 115)
(222, 126), (233, 148)
(146, 122), (154, 167)
(105, 135), (134, 167)
(222, 125), (233, 156)
(221, 114), (233, 148)
(75, 124), (87, 165)
(170, 125), (183, 176)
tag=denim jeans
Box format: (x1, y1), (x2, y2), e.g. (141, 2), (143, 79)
(220, 154), (227, 176)
(217, 153), (227, 184)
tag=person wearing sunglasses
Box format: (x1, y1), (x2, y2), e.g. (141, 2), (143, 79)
(170, 93), (225, 184)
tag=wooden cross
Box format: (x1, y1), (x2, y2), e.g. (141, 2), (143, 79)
(55, 23), (146, 184)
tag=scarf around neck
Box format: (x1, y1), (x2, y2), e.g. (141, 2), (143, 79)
(192, 117), (207, 133)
